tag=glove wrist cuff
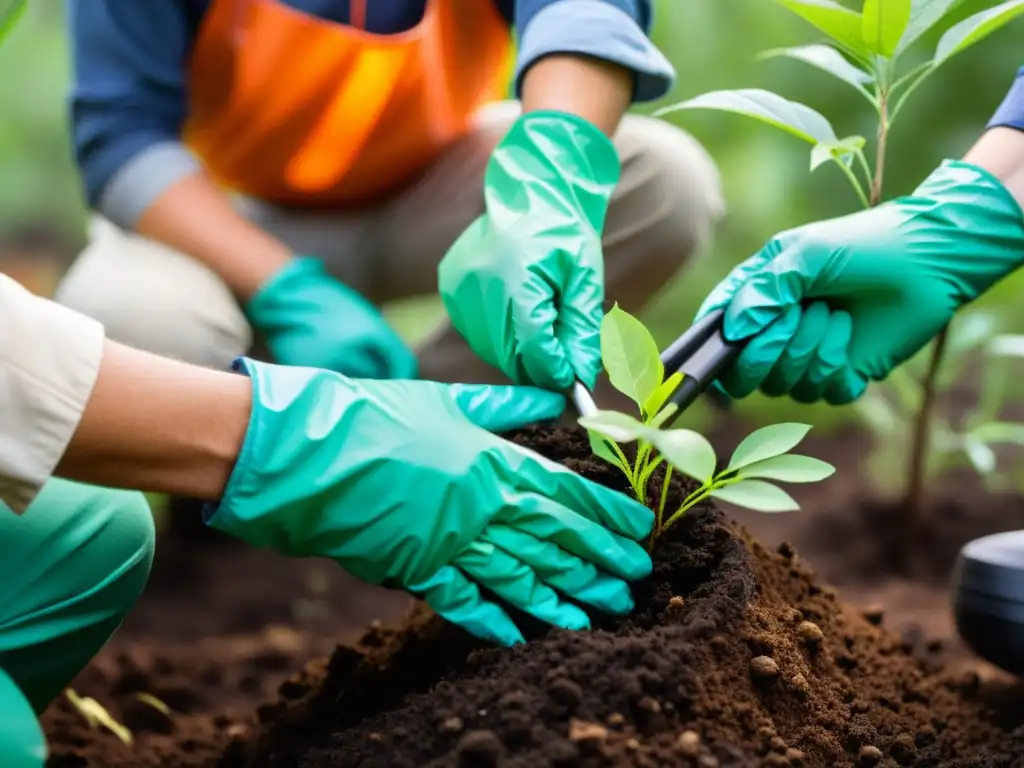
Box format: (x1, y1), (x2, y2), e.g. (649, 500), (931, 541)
(511, 110), (620, 184)
(916, 159), (1024, 283)
(490, 111), (621, 234)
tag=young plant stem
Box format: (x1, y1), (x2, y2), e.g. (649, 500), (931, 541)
(631, 441), (657, 503)
(903, 326), (949, 536)
(656, 465), (673, 534)
(610, 442), (633, 481)
(874, 64), (948, 541)
(661, 482), (716, 535)
(869, 94), (888, 206)
(833, 156), (870, 208)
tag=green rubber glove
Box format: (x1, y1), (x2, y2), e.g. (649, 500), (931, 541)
(0, 669), (45, 768)
(438, 111), (619, 391)
(695, 160), (1024, 404)
(246, 258), (417, 380)
(206, 359), (653, 646)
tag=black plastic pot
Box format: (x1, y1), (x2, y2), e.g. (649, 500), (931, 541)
(952, 530), (1024, 677)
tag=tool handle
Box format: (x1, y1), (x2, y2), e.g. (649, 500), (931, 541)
(664, 309), (745, 417)
(570, 380), (598, 418)
(659, 308), (727, 372)
(673, 328), (742, 389)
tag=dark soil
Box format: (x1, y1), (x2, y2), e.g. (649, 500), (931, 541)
(42, 425), (1024, 767)
(715, 422), (1024, 668)
(41, 506), (412, 767)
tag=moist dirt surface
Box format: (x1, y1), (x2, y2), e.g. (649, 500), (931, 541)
(40, 424), (1024, 767)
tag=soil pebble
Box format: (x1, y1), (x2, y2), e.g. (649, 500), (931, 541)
(749, 655), (780, 679)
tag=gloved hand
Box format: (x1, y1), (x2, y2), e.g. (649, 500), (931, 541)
(245, 257), (417, 379)
(695, 160), (1024, 404)
(438, 111), (619, 391)
(205, 360), (653, 646)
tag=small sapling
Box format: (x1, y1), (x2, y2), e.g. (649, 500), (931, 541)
(579, 305), (835, 544)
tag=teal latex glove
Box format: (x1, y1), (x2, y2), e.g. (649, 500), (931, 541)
(0, 669), (45, 767)
(206, 359), (653, 646)
(438, 111), (620, 391)
(246, 258), (417, 379)
(695, 160), (1024, 404)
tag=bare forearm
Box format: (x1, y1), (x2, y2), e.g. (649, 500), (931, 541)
(58, 340), (251, 500)
(963, 127), (1024, 209)
(135, 173), (291, 300)
(520, 55), (632, 136)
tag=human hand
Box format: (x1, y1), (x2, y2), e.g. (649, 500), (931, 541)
(438, 111), (619, 390)
(695, 160), (1024, 404)
(206, 359), (654, 646)
(246, 257), (417, 379)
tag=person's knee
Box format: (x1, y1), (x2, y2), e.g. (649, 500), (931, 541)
(0, 668), (46, 768)
(32, 482), (155, 626)
(55, 223), (250, 369)
(613, 115), (726, 267)
(0, 481), (155, 710)
(86, 487), (156, 608)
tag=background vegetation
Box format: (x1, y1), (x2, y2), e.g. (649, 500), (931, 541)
(2, 0), (1023, 435)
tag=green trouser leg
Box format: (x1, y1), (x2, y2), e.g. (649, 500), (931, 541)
(0, 479), (155, 764)
(0, 668), (45, 767)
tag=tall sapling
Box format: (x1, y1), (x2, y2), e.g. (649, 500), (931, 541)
(655, 0), (1024, 523)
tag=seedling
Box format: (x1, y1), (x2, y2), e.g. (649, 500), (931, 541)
(579, 305), (834, 544)
(137, 692), (172, 715)
(66, 688), (133, 746)
(655, 0), (1024, 523)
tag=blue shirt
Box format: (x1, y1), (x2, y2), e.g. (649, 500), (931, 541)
(989, 66), (1024, 133)
(66, 0), (674, 228)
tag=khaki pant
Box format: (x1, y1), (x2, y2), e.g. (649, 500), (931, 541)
(56, 103), (725, 384)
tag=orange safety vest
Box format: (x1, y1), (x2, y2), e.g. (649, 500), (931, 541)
(182, 0), (512, 207)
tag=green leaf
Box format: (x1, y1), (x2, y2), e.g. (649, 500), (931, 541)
(649, 429), (717, 483)
(579, 410), (648, 443)
(728, 423), (813, 471)
(600, 304), (663, 411)
(963, 436), (997, 475)
(862, 0), (913, 56)
(771, 0), (869, 57)
(987, 333), (1024, 359)
(737, 454), (835, 483)
(933, 0), (1024, 67)
(0, 0), (25, 44)
(896, 0), (969, 54)
(655, 89), (837, 145)
(758, 44), (873, 92)
(710, 480), (801, 512)
(643, 371), (683, 422)
(972, 421), (1024, 446)
(810, 135), (866, 171)
(589, 430), (628, 473)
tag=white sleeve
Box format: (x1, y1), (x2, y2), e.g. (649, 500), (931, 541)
(0, 274), (104, 513)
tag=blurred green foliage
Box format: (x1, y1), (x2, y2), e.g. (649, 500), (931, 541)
(0, 0), (85, 246)
(644, 0), (1023, 327)
(2, 0), (1023, 435)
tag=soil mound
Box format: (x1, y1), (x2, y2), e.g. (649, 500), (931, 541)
(41, 427), (1024, 766)
(212, 427), (1024, 767)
